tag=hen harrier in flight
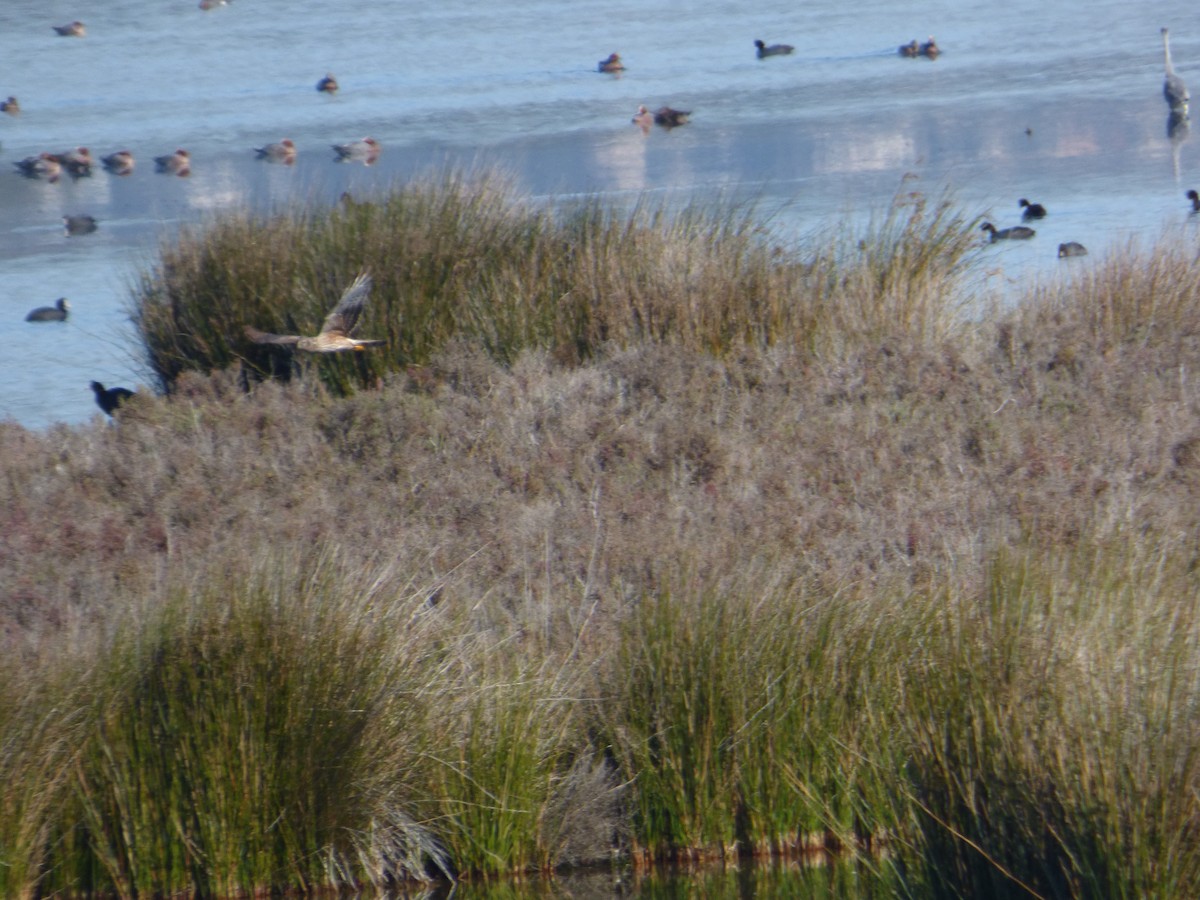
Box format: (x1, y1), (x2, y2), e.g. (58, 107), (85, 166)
(245, 273), (384, 353)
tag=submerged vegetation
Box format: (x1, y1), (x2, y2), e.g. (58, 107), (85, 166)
(5, 173), (1200, 896)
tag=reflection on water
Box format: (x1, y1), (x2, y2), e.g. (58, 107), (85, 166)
(392, 858), (895, 900)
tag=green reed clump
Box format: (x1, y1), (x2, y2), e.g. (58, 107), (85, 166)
(51, 559), (447, 897)
(600, 572), (901, 862)
(132, 172), (980, 397)
(410, 655), (585, 877)
(895, 543), (1200, 898)
(0, 661), (89, 898)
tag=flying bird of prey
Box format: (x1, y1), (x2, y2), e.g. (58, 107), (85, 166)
(244, 273), (385, 352)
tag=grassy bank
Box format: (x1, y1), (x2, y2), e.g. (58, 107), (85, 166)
(4, 177), (1200, 896)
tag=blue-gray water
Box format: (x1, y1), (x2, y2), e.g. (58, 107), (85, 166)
(1, 0), (1198, 428)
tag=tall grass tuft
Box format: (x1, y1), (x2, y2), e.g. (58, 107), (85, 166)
(131, 173), (980, 396)
(897, 543), (1200, 898)
(600, 570), (901, 863)
(55, 557), (447, 896)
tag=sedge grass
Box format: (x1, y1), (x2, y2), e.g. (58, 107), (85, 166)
(132, 172), (981, 396)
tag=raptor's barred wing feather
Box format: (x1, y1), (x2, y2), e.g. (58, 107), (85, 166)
(319, 273), (373, 337)
(245, 326), (301, 346)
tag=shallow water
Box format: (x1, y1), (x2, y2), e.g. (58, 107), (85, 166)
(1, 0), (1198, 427)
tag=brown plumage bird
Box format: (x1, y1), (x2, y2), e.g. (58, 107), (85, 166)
(245, 273), (385, 353)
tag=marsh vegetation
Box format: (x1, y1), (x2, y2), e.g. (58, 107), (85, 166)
(4, 174), (1200, 897)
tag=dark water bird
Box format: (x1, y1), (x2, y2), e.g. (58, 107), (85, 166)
(598, 52), (625, 73)
(101, 150), (135, 175)
(245, 273), (384, 353)
(920, 36), (940, 59)
(63, 214), (97, 236)
(981, 222), (1036, 241)
(1188, 189), (1200, 211)
(1019, 198), (1047, 220)
(899, 40), (920, 58)
(14, 153), (62, 182)
(754, 39), (794, 59)
(1057, 242), (1088, 258)
(61, 146), (93, 178)
(254, 138), (296, 164)
(1163, 27), (1190, 115)
(154, 148), (191, 176)
(332, 136), (380, 164)
(653, 106), (690, 128)
(90, 381), (134, 416)
(25, 298), (70, 322)
(52, 21), (85, 36)
(1, 96), (19, 115)
(317, 73), (338, 94)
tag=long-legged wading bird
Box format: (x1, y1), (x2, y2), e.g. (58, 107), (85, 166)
(245, 273), (384, 353)
(1163, 27), (1190, 115)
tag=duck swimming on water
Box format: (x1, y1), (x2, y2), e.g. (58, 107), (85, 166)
(981, 222), (1036, 241)
(1019, 198), (1047, 220)
(25, 298), (70, 322)
(754, 39), (794, 58)
(1188, 189), (1200, 212)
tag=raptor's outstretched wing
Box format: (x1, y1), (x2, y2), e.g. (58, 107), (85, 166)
(244, 326), (301, 346)
(318, 273), (373, 338)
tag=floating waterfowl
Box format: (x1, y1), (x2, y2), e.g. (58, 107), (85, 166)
(1, 96), (19, 115)
(63, 214), (97, 236)
(90, 381), (134, 416)
(25, 298), (70, 322)
(254, 138), (296, 164)
(52, 21), (86, 37)
(101, 150), (135, 175)
(332, 136), (379, 164)
(245, 273), (384, 353)
(1163, 27), (1190, 116)
(653, 106), (690, 128)
(899, 40), (920, 58)
(1188, 189), (1200, 212)
(981, 222), (1036, 241)
(754, 39), (794, 59)
(632, 105), (654, 131)
(317, 73), (338, 94)
(154, 148), (191, 176)
(14, 153), (62, 182)
(1057, 242), (1088, 258)
(598, 52), (625, 73)
(61, 147), (93, 178)
(1019, 198), (1047, 220)
(199, 0), (230, 10)
(920, 36), (940, 59)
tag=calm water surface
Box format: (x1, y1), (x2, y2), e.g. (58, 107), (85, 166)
(2, 0), (1198, 427)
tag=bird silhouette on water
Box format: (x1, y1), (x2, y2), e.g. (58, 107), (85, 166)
(754, 39), (794, 59)
(25, 298), (70, 322)
(1163, 27), (1190, 116)
(1019, 199), (1047, 220)
(1188, 189), (1200, 212)
(981, 222), (1036, 241)
(1057, 242), (1088, 258)
(91, 381), (134, 416)
(245, 273), (385, 353)
(598, 53), (625, 73)
(63, 215), (98, 236)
